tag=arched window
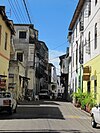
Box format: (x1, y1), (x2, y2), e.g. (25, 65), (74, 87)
(94, 23), (97, 49)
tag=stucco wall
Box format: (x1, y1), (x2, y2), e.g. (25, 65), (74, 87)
(83, 55), (100, 104)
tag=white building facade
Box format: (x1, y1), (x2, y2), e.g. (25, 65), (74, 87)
(68, 0), (100, 104)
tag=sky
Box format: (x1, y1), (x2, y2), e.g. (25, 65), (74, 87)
(0, 0), (78, 75)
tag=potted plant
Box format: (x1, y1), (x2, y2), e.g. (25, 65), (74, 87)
(85, 92), (96, 113)
(72, 88), (83, 107)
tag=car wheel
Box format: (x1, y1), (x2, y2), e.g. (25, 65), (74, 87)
(13, 104), (17, 113)
(91, 115), (97, 128)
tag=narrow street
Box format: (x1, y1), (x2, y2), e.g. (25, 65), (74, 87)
(0, 100), (100, 133)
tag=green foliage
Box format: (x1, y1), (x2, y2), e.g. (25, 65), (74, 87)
(72, 88), (96, 110)
(72, 88), (83, 104)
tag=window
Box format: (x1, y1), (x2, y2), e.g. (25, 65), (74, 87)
(94, 23), (97, 49)
(4, 33), (7, 50)
(95, 0), (97, 5)
(76, 24), (77, 37)
(73, 53), (74, 67)
(79, 13), (84, 31)
(78, 76), (81, 88)
(73, 79), (74, 92)
(88, 31), (91, 54)
(79, 35), (83, 64)
(76, 41), (78, 69)
(17, 52), (23, 62)
(73, 31), (74, 42)
(88, 0), (91, 16)
(19, 31), (26, 39)
(87, 81), (91, 93)
(94, 80), (97, 99)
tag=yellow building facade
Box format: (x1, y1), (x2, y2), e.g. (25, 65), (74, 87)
(0, 6), (15, 90)
(83, 55), (100, 104)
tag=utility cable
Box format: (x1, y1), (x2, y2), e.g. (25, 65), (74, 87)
(14, 0), (27, 23)
(8, 0), (22, 23)
(22, 0), (32, 24)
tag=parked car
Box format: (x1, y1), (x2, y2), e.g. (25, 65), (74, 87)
(57, 93), (63, 99)
(0, 91), (17, 114)
(91, 104), (100, 128)
(39, 89), (50, 99)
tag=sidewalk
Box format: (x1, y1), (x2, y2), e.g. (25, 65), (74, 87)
(78, 107), (91, 117)
(71, 102), (91, 117)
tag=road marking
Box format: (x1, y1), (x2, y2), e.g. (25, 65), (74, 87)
(65, 115), (91, 119)
(18, 104), (58, 107)
(18, 105), (40, 107)
(39, 104), (57, 107)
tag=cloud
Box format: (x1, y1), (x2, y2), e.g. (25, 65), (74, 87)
(49, 50), (65, 75)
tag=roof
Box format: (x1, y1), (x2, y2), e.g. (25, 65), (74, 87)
(39, 40), (48, 51)
(59, 54), (66, 59)
(69, 0), (84, 30)
(0, 6), (15, 34)
(14, 23), (34, 28)
(48, 63), (54, 67)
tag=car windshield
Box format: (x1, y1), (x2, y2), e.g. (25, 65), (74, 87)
(0, 92), (11, 98)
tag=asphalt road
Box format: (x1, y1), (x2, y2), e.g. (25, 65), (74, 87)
(0, 100), (100, 133)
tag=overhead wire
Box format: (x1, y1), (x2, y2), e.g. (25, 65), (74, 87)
(25, 0), (68, 54)
(20, 0), (30, 23)
(26, 0), (36, 24)
(50, 41), (67, 50)
(22, 0), (32, 24)
(8, 0), (21, 22)
(48, 41), (67, 61)
(14, 0), (27, 23)
(8, 0), (67, 59)
(68, 3), (100, 47)
(7, 0), (35, 32)
(68, 5), (100, 54)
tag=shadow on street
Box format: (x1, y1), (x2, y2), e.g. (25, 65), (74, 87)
(0, 100), (64, 120)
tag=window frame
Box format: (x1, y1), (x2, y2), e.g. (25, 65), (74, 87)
(19, 31), (27, 39)
(94, 80), (97, 99)
(4, 32), (7, 50)
(88, 31), (91, 54)
(94, 23), (97, 49)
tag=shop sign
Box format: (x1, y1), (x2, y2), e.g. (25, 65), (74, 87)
(83, 75), (90, 81)
(83, 66), (91, 73)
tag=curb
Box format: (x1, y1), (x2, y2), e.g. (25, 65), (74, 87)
(78, 107), (91, 117)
